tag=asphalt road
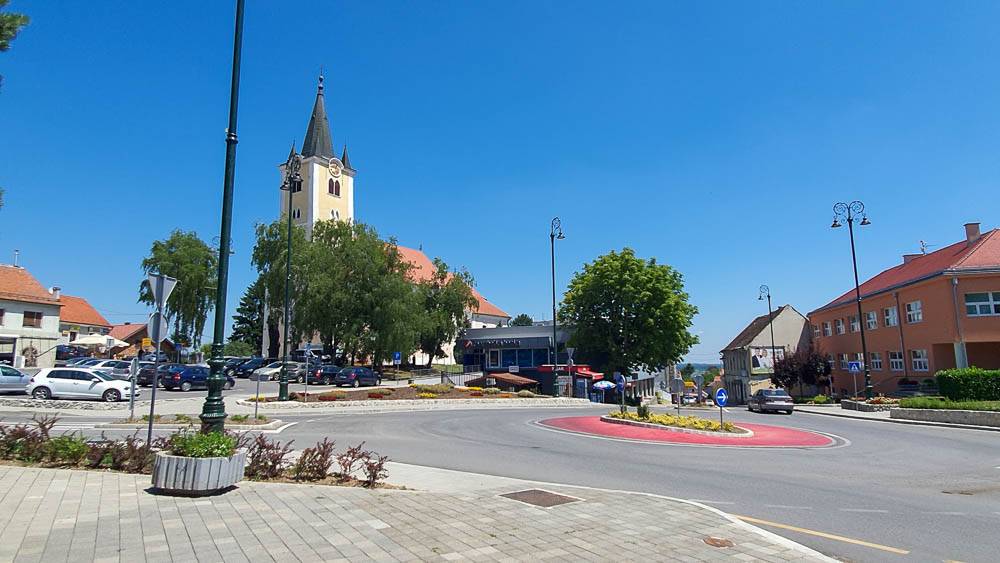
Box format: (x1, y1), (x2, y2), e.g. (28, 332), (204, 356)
(3, 398), (997, 562)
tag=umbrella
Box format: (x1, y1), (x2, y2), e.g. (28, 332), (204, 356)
(69, 334), (129, 348)
(592, 380), (616, 390)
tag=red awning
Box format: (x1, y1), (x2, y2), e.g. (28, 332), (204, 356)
(576, 368), (603, 380)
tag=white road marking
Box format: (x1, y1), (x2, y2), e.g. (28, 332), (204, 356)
(839, 508), (890, 513)
(688, 499), (736, 505)
(921, 511), (965, 516)
(764, 504), (812, 510)
(260, 421), (298, 434)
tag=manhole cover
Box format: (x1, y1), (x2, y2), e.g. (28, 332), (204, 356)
(704, 536), (734, 548)
(500, 489), (581, 508)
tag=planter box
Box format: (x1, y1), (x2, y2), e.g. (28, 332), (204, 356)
(841, 399), (896, 412)
(890, 407), (1000, 427)
(151, 451), (246, 496)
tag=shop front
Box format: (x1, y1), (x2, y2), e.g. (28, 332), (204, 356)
(458, 325), (570, 395)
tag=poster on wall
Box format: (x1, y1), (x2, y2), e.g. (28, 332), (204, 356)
(750, 346), (784, 375)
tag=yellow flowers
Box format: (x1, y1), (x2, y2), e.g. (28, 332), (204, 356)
(417, 392), (437, 399)
(608, 410), (736, 433)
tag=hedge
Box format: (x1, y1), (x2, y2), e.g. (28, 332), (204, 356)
(935, 367), (1000, 401)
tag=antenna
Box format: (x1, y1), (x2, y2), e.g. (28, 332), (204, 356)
(13, 249), (19, 267)
(919, 240), (936, 254)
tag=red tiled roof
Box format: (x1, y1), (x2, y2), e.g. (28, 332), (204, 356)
(109, 323), (146, 342)
(59, 295), (111, 328)
(0, 265), (61, 306)
(396, 245), (510, 319)
(812, 228), (1000, 313)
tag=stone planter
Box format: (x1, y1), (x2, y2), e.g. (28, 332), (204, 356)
(151, 450), (246, 496)
(841, 399), (896, 412)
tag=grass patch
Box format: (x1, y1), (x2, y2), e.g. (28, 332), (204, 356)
(898, 397), (1000, 411)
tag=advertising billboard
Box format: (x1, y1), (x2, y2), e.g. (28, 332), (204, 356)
(750, 346), (784, 375)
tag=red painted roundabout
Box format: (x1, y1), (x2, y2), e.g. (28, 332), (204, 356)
(538, 416), (837, 448)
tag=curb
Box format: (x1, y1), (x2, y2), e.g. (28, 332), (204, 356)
(98, 419), (284, 431)
(796, 407), (1000, 432)
(599, 415), (754, 437)
(234, 397), (594, 410)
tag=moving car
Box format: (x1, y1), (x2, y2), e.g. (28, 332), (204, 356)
(161, 365), (235, 391)
(747, 388), (795, 414)
(27, 368), (139, 402)
(0, 365), (30, 393)
(334, 366), (381, 388)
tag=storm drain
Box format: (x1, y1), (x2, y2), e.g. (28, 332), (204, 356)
(499, 489), (581, 508)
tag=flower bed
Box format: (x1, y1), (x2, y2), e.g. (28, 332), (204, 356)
(605, 411), (741, 433)
(841, 398), (896, 412)
(120, 414), (272, 426)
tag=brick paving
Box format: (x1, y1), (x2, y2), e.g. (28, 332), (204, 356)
(0, 466), (830, 562)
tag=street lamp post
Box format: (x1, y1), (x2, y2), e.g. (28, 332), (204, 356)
(200, 0), (245, 434)
(758, 284), (778, 376)
(831, 201), (872, 399)
(278, 149), (302, 402)
(550, 217), (565, 396)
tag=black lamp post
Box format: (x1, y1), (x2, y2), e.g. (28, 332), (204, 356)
(550, 217), (565, 395)
(831, 200), (872, 399)
(200, 0), (245, 434)
(758, 284), (778, 376)
(278, 149), (302, 402)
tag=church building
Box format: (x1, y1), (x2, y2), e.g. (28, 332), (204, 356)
(275, 77), (509, 364)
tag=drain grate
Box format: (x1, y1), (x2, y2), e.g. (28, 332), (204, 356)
(500, 489), (581, 508)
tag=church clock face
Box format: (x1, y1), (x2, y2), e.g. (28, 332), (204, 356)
(328, 161), (342, 178)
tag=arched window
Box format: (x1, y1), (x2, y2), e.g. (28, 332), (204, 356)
(329, 180), (341, 197)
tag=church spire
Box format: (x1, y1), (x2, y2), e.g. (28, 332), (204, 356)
(300, 74), (333, 158)
(341, 144), (353, 170)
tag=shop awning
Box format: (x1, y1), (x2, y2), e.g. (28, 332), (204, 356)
(575, 368), (603, 380)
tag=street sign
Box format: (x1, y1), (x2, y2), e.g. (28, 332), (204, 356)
(147, 273), (177, 307)
(670, 377), (685, 393)
(614, 371), (625, 390)
(147, 311), (169, 343)
(566, 347), (575, 361)
(714, 388), (728, 408)
(509, 365), (519, 373)
(392, 351), (401, 365)
(141, 337), (152, 348)
(848, 361), (862, 373)
(693, 374), (704, 388)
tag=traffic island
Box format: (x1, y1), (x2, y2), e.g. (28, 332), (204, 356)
(600, 414), (754, 437)
(540, 416), (837, 447)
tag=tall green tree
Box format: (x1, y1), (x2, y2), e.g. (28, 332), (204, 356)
(230, 277), (265, 352)
(415, 258), (477, 367)
(511, 313), (533, 327)
(680, 363), (696, 378)
(0, 0), (29, 89)
(139, 230), (217, 349)
(250, 219), (309, 346)
(772, 345), (831, 396)
(559, 248), (698, 376)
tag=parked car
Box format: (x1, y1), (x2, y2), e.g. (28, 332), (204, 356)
(334, 366), (381, 388)
(137, 363), (183, 387)
(223, 357), (250, 377)
(310, 364), (344, 385)
(65, 356), (96, 366)
(747, 388), (794, 414)
(87, 359), (133, 380)
(235, 357), (274, 378)
(55, 344), (88, 363)
(27, 368), (138, 402)
(142, 351), (170, 362)
(161, 365), (235, 391)
(293, 359), (325, 383)
(251, 361), (301, 381)
(0, 365), (30, 393)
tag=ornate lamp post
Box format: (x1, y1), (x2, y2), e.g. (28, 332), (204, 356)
(831, 200), (872, 399)
(200, 0), (245, 433)
(550, 217), (565, 395)
(278, 149), (302, 402)
(758, 284), (778, 375)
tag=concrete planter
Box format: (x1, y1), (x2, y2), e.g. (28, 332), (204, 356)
(841, 399), (896, 412)
(890, 407), (1000, 427)
(151, 450), (246, 496)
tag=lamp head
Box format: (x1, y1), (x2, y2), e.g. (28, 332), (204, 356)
(860, 215), (871, 226)
(557, 232), (565, 240)
(831, 217), (842, 228)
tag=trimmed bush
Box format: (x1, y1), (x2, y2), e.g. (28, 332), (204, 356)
(483, 387), (502, 395)
(414, 383), (453, 394)
(517, 390), (535, 398)
(899, 397), (1000, 411)
(936, 368), (1000, 401)
(812, 394), (831, 405)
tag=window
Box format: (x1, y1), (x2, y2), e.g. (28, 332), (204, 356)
(911, 349), (929, 372)
(488, 350), (499, 368)
(328, 179), (341, 197)
(835, 319), (845, 335)
(826, 356), (834, 371)
(905, 301), (923, 323)
(889, 351), (904, 372)
(870, 352), (882, 371)
(849, 315), (860, 333)
(884, 307), (899, 327)
(812, 324), (820, 338)
(838, 353), (849, 370)
(0, 309), (4, 325)
(532, 349), (549, 366)
(517, 349), (533, 367)
(292, 208), (301, 219)
(822, 322), (832, 337)
(965, 292), (1000, 316)
(865, 311), (878, 330)
(500, 349), (517, 368)
(853, 352), (864, 366)
(22, 311), (42, 328)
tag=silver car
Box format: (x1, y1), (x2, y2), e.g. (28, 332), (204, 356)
(86, 360), (133, 380)
(27, 368), (138, 402)
(251, 361), (301, 381)
(747, 388), (795, 414)
(0, 365), (30, 393)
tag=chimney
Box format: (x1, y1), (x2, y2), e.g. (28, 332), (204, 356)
(964, 222), (981, 245)
(49, 286), (61, 299)
(902, 254), (921, 264)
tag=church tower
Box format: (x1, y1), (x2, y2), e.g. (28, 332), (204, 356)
(279, 75), (356, 238)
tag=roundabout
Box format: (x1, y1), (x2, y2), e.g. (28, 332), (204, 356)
(538, 415), (839, 447)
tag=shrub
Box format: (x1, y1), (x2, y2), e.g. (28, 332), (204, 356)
(414, 383), (453, 394)
(417, 392), (437, 399)
(607, 410), (737, 433)
(517, 390), (535, 398)
(469, 392), (483, 397)
(0, 415), (58, 462)
(867, 395), (899, 405)
(483, 387), (501, 395)
(245, 434), (293, 480)
(367, 389), (391, 399)
(141, 414), (162, 422)
(173, 414), (193, 424)
(230, 414), (249, 422)
(636, 404), (651, 419)
(318, 391), (347, 402)
(362, 453), (389, 488)
(290, 438), (336, 481)
(169, 431), (237, 458)
(812, 394), (830, 405)
(465, 386), (483, 391)
(336, 442), (368, 479)
(45, 435), (88, 464)
(936, 367), (1000, 401)
(899, 397), (1000, 411)
(84, 432), (158, 473)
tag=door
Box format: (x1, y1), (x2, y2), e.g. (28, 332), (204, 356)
(75, 371), (103, 399)
(0, 366), (26, 391)
(45, 370), (77, 397)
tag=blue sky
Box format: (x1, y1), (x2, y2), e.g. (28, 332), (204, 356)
(1, 1), (997, 363)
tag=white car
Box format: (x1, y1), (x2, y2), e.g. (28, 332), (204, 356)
(27, 368), (139, 402)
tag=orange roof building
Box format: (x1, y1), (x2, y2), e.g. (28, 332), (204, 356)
(395, 245), (510, 323)
(59, 295), (111, 340)
(0, 264), (63, 368)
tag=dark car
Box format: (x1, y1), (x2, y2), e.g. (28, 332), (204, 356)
(223, 357), (250, 377)
(747, 388), (794, 414)
(137, 363), (182, 387)
(294, 359), (326, 383)
(234, 357), (274, 378)
(162, 365), (235, 391)
(311, 364), (344, 385)
(55, 345), (88, 363)
(334, 367), (380, 388)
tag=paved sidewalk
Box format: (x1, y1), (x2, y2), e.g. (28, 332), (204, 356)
(795, 404), (1000, 431)
(0, 465), (831, 562)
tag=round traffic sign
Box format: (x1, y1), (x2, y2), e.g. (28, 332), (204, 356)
(714, 388), (728, 407)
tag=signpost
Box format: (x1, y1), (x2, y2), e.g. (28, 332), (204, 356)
(693, 374), (704, 404)
(146, 273), (177, 446)
(128, 357), (139, 421)
(393, 351), (401, 366)
(614, 371), (625, 411)
(302, 342), (312, 398)
(848, 361), (861, 398)
(671, 376), (684, 415)
(715, 387), (728, 428)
